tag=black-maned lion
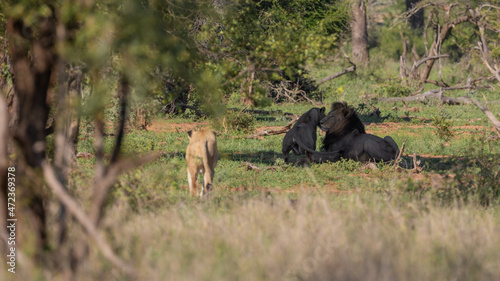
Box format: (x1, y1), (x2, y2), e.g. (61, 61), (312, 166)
(295, 102), (399, 163)
(282, 107), (326, 163)
(185, 129), (219, 197)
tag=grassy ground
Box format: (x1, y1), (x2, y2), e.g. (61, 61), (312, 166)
(19, 83), (495, 281)
(4, 59), (499, 281)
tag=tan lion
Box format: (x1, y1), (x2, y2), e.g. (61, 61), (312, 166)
(185, 129), (219, 197)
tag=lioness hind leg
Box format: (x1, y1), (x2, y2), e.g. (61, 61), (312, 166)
(187, 169), (198, 196)
(201, 170), (213, 197)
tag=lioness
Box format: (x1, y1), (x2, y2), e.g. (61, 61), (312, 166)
(185, 129), (219, 197)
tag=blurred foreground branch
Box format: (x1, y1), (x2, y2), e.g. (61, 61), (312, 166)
(41, 160), (137, 277)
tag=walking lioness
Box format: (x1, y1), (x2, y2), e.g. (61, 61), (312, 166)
(185, 129), (219, 197)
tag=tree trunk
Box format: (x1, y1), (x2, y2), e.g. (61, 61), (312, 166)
(406, 0), (424, 30)
(351, 0), (369, 66)
(6, 12), (57, 255)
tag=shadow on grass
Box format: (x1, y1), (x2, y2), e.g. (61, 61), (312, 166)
(410, 153), (499, 174)
(226, 150), (280, 165)
(359, 113), (433, 125)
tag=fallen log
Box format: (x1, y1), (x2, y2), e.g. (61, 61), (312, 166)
(380, 89), (473, 105)
(228, 108), (295, 117)
(247, 115), (300, 139)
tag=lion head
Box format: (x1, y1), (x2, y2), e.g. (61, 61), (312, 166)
(320, 102), (365, 135)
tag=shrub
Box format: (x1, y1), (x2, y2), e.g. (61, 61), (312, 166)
(455, 142), (500, 206)
(375, 76), (413, 97)
(431, 109), (454, 142)
(215, 110), (255, 134)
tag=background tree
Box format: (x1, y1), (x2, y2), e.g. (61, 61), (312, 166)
(351, 0), (369, 66)
(1, 0), (217, 277)
(199, 0), (349, 105)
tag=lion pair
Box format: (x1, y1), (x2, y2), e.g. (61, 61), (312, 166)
(283, 102), (399, 164)
(185, 102), (398, 196)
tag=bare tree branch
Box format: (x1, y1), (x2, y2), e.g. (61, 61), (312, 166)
(410, 54), (449, 73)
(393, 138), (407, 168)
(318, 54), (356, 85)
(41, 160), (137, 277)
(317, 66), (355, 85)
(476, 29), (500, 82)
(469, 95), (500, 136)
(110, 78), (129, 163)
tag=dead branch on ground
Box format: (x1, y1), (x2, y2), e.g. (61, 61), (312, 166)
(412, 153), (423, 173)
(228, 108), (295, 117)
(247, 115), (300, 139)
(241, 161), (284, 172)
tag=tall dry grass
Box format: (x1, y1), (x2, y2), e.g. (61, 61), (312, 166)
(55, 193), (500, 281)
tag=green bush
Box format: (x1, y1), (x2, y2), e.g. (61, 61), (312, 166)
(431, 109), (454, 142)
(375, 76), (413, 97)
(214, 110), (255, 134)
(455, 142), (500, 206)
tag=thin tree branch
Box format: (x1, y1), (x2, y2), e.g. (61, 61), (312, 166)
(110, 77), (129, 163)
(393, 138), (407, 168)
(317, 66), (355, 85)
(469, 95), (500, 136)
(41, 160), (137, 277)
(411, 54), (449, 72)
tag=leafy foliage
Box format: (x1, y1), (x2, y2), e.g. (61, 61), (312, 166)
(454, 141), (500, 206)
(431, 108), (454, 142)
(375, 76), (413, 97)
(214, 110), (256, 134)
(199, 0), (349, 105)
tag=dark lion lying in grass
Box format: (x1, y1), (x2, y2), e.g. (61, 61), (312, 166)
(282, 107), (326, 163)
(295, 102), (399, 163)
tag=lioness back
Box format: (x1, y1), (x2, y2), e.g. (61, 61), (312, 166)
(186, 129), (218, 197)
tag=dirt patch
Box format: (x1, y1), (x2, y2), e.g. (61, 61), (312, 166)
(147, 120), (210, 133)
(254, 126), (284, 132)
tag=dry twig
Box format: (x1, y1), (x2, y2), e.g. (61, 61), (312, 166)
(412, 153), (423, 173)
(247, 115), (300, 139)
(469, 94), (500, 136)
(393, 138), (407, 168)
